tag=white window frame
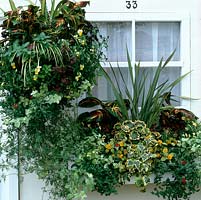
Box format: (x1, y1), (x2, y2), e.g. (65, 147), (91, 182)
(0, 171), (18, 200)
(86, 12), (191, 109)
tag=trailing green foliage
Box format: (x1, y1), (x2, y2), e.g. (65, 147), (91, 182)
(0, 1), (105, 199)
(0, 85), (95, 199)
(152, 119), (201, 200)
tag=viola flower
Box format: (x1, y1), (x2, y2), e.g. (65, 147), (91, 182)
(33, 75), (38, 81)
(11, 62), (16, 69)
(81, 40), (86, 46)
(75, 72), (82, 81)
(75, 51), (80, 57)
(80, 64), (84, 70)
(35, 69), (39, 75)
(77, 29), (83, 37)
(75, 76), (79, 81)
(34, 66), (42, 75)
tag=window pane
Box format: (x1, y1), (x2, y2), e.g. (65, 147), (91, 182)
(95, 22), (132, 62)
(93, 67), (181, 106)
(135, 22), (180, 61)
(92, 67), (131, 101)
(139, 67), (181, 106)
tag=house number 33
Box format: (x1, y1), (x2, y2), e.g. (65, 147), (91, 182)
(126, 1), (137, 9)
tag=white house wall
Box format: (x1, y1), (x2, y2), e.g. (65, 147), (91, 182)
(0, 0), (201, 200)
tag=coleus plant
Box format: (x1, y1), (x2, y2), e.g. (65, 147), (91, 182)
(78, 96), (130, 136)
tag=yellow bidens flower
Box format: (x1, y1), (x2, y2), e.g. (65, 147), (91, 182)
(157, 140), (163, 145)
(119, 141), (124, 147)
(105, 143), (112, 150)
(117, 153), (124, 159)
(80, 64), (84, 70)
(167, 153), (174, 160)
(163, 147), (168, 154)
(77, 29), (83, 37)
(156, 153), (161, 158)
(145, 135), (151, 140)
(148, 147), (154, 153)
(11, 62), (16, 69)
(35, 66), (42, 75)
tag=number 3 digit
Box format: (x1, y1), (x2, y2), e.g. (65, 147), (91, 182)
(126, 1), (131, 9)
(132, 1), (137, 9)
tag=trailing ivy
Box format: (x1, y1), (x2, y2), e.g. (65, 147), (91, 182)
(0, 1), (106, 199)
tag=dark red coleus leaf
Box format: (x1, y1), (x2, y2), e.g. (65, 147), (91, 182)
(74, 1), (90, 8)
(78, 97), (102, 108)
